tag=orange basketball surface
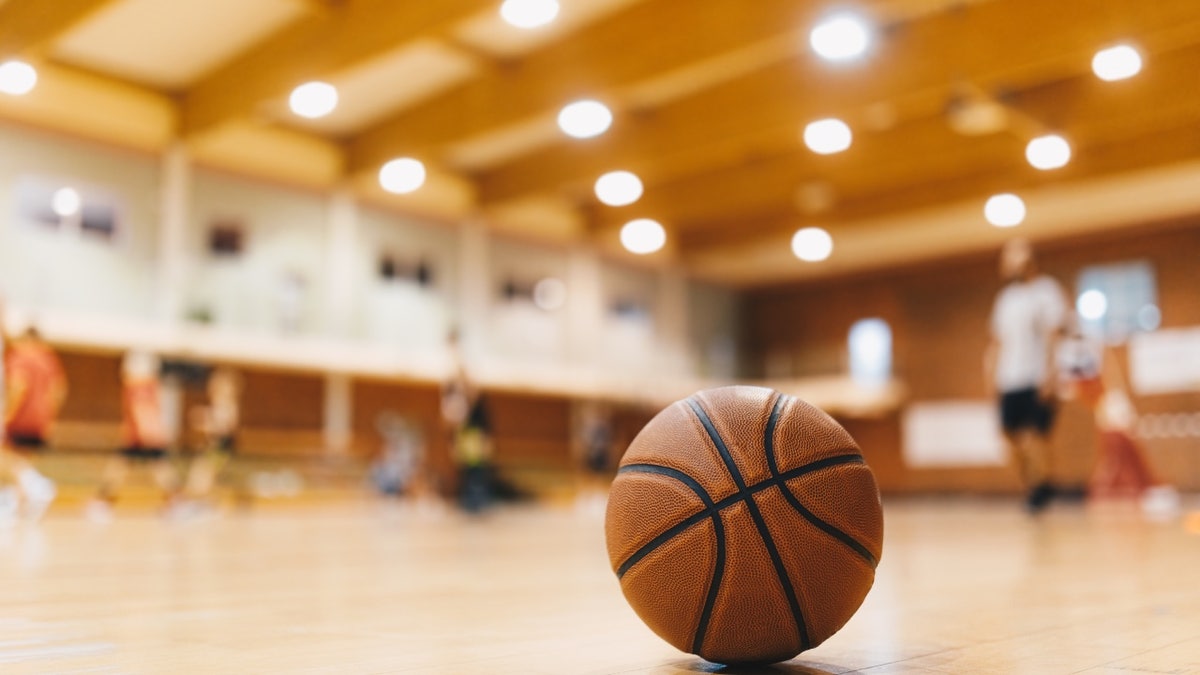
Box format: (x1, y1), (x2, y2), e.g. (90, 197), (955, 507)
(605, 386), (884, 664)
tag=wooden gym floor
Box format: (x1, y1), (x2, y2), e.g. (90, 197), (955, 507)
(1, 498), (1198, 674)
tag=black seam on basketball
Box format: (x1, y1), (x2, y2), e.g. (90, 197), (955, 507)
(619, 463), (715, 506)
(686, 397), (812, 652)
(614, 455), (865, 577)
(691, 510), (724, 655)
(616, 464), (716, 579)
(764, 395), (878, 568)
(777, 483), (878, 567)
(615, 463), (727, 654)
(763, 393), (786, 475)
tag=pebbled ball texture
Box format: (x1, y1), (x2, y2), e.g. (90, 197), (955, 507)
(605, 386), (883, 665)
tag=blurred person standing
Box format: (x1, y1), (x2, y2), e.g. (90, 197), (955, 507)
(441, 329), (494, 513)
(183, 367), (243, 505)
(2, 321), (65, 521)
(983, 238), (1068, 513)
(88, 351), (179, 519)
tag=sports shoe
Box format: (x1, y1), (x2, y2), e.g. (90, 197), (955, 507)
(22, 477), (57, 522)
(1025, 482), (1055, 514)
(0, 487), (18, 527)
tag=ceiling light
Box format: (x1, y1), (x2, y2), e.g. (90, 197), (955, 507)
(379, 158), (426, 194)
(289, 81), (338, 119)
(532, 277), (567, 311)
(810, 14), (872, 62)
(1077, 289), (1108, 321)
(52, 187), (81, 217)
(558, 100), (612, 139)
(0, 60), (38, 96)
(803, 118), (852, 154)
(1026, 134), (1071, 170)
(791, 227), (833, 262)
(620, 219), (665, 255)
(1092, 45), (1142, 81)
(500, 0), (559, 29)
(984, 193), (1025, 227)
(595, 171), (643, 206)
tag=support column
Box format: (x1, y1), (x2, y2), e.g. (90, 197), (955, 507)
(456, 218), (490, 357)
(656, 264), (692, 377)
(565, 246), (603, 367)
(323, 373), (353, 456)
(155, 142), (190, 323)
(324, 186), (359, 338)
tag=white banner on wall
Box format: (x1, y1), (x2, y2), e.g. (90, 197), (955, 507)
(902, 401), (1007, 468)
(1129, 327), (1200, 395)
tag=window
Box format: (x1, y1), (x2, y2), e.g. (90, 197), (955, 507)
(1076, 261), (1158, 341)
(849, 318), (892, 385)
(208, 221), (245, 257)
(379, 254), (432, 286)
(14, 175), (122, 241)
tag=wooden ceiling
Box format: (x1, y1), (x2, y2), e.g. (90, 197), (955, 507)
(2, 0), (1199, 284)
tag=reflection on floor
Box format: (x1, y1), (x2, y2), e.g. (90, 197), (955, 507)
(0, 497), (1198, 674)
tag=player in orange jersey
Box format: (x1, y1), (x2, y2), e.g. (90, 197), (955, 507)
(87, 351), (179, 520)
(2, 321), (66, 522)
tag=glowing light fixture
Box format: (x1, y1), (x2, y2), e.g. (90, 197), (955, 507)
(558, 100), (612, 139)
(289, 81), (338, 119)
(1077, 289), (1108, 321)
(379, 158), (426, 194)
(594, 171), (643, 206)
(533, 277), (567, 311)
(984, 193), (1025, 227)
(620, 218), (666, 255)
(1026, 134), (1071, 170)
(0, 60), (37, 96)
(52, 187), (81, 217)
(500, 0), (560, 29)
(810, 14), (872, 62)
(791, 227), (833, 262)
(1092, 45), (1142, 81)
(803, 118), (852, 154)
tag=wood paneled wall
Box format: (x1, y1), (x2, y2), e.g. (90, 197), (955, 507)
(745, 220), (1200, 493)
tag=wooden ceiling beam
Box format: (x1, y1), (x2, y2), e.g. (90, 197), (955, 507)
(477, 0), (1200, 204)
(655, 38), (1200, 241)
(348, 0), (827, 173)
(678, 114), (1200, 254)
(0, 0), (117, 57)
(181, 0), (494, 136)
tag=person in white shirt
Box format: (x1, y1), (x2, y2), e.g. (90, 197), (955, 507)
(983, 238), (1068, 513)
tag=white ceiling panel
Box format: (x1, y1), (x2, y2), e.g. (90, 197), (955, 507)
(53, 0), (306, 90)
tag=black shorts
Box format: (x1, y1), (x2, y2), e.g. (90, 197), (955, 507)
(7, 434), (47, 452)
(999, 387), (1056, 435)
(122, 446), (167, 462)
(216, 435), (236, 455)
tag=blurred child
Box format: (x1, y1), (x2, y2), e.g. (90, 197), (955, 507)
(573, 400), (615, 514)
(183, 367), (243, 504)
(1061, 338), (1177, 513)
(2, 323), (66, 521)
(88, 351), (178, 519)
(369, 411), (426, 498)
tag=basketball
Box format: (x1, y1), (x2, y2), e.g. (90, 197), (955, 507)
(605, 386), (883, 664)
